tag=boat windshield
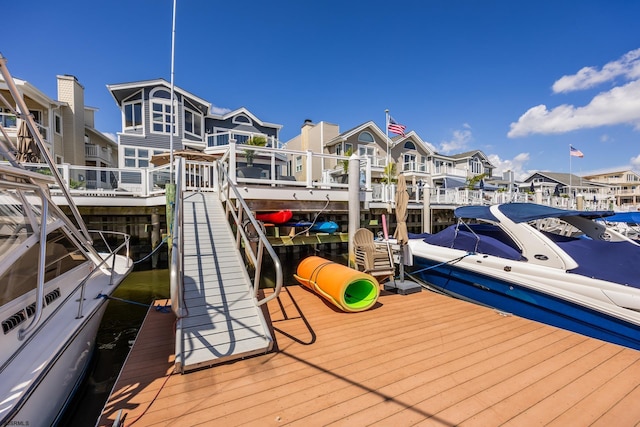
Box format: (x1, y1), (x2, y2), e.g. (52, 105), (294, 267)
(0, 188), (56, 264)
(0, 228), (88, 306)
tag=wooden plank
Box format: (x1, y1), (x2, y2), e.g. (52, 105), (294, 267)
(99, 287), (640, 426)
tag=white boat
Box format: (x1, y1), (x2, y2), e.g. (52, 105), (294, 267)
(406, 203), (640, 350)
(0, 55), (133, 426)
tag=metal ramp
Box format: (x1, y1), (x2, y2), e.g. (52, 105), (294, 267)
(175, 191), (273, 372)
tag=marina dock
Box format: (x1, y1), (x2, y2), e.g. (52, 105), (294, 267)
(99, 286), (640, 426)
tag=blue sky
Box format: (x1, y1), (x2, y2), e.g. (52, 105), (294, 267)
(3, 1), (640, 180)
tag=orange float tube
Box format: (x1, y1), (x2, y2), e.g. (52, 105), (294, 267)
(293, 256), (380, 312)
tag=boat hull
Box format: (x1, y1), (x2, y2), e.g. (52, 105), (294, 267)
(12, 302), (108, 426)
(410, 255), (640, 351)
(0, 255), (132, 426)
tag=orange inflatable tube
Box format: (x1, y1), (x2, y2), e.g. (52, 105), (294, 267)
(293, 256), (380, 312)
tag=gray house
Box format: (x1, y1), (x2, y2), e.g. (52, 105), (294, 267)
(107, 79), (282, 168)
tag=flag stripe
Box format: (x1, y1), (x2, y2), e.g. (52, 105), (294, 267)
(388, 116), (406, 136)
(570, 145), (584, 158)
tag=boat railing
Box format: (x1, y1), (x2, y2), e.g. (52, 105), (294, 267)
(216, 155), (283, 306)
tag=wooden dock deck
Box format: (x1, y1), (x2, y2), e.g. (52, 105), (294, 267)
(99, 286), (640, 426)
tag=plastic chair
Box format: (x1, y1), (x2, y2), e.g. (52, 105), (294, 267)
(353, 228), (395, 284)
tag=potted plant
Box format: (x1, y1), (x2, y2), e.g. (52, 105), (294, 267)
(244, 136), (267, 166)
(338, 147), (353, 183)
(381, 162), (397, 185)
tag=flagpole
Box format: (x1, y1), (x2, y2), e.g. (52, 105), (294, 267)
(385, 109), (390, 167)
(569, 144), (572, 202)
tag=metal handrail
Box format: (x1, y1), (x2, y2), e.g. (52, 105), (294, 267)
(216, 160), (283, 306)
(170, 158), (185, 317)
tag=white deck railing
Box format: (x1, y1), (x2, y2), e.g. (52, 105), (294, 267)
(6, 142), (614, 211)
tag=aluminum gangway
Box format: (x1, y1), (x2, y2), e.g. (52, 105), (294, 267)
(174, 190), (275, 372)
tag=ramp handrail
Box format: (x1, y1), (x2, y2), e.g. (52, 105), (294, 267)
(170, 158), (185, 317)
(216, 155), (283, 306)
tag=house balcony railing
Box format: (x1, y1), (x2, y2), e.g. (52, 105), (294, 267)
(401, 161), (429, 174)
(0, 116), (49, 142)
(85, 144), (112, 164)
(1, 111), (17, 128)
(206, 130), (280, 149)
(9, 143), (622, 212)
(432, 165), (468, 178)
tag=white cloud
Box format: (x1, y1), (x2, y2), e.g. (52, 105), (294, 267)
(439, 124), (472, 153)
(488, 152), (530, 181)
(631, 154), (640, 168)
(552, 48), (640, 93)
(508, 79), (640, 137)
(211, 105), (232, 115)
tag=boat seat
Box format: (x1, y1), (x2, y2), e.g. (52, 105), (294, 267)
(353, 228), (395, 284)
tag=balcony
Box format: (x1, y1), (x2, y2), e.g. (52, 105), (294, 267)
(85, 144), (112, 164)
(206, 130), (279, 149)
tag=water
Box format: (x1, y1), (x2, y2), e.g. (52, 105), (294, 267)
(59, 269), (170, 426)
(62, 243), (348, 426)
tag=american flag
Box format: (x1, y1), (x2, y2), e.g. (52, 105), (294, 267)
(570, 145), (584, 158)
(387, 116), (406, 136)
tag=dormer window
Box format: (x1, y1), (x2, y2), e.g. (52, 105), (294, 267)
(233, 114), (252, 125)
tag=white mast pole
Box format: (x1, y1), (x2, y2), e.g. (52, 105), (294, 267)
(169, 0), (177, 183)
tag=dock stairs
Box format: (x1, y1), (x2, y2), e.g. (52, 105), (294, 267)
(175, 191), (274, 372)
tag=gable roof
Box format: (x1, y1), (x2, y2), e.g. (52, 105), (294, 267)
(324, 121), (388, 147)
(390, 130), (435, 155)
(107, 79), (210, 112)
(525, 171), (610, 188)
(212, 107), (282, 130)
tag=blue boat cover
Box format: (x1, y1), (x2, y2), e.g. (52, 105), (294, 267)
(454, 203), (614, 224)
(599, 212), (640, 224)
(555, 237), (640, 289)
(423, 224), (524, 260)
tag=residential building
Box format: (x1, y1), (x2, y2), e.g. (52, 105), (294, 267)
(523, 171), (613, 200)
(581, 168), (640, 211)
(284, 119), (494, 190)
(0, 74), (115, 167)
(107, 79), (282, 169)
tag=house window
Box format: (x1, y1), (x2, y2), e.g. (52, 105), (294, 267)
(0, 108), (16, 128)
(233, 115), (252, 125)
(358, 146), (374, 159)
(345, 143), (353, 155)
(184, 108), (202, 137)
(295, 156), (303, 173)
(404, 154), (416, 171)
(123, 147), (150, 168)
(123, 90), (143, 129)
(54, 114), (62, 134)
(404, 141), (416, 150)
(125, 102), (142, 128)
(470, 159), (483, 174)
(150, 88), (176, 135)
(358, 131), (374, 143)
